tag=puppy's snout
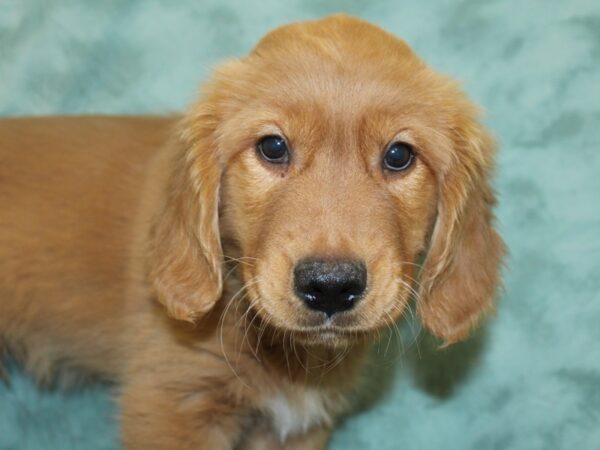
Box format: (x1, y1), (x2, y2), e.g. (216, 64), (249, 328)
(293, 259), (367, 317)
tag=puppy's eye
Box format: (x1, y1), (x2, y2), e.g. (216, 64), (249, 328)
(256, 135), (289, 164)
(383, 142), (415, 171)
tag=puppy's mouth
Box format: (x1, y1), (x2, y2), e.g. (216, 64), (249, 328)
(296, 308), (365, 329)
(283, 321), (373, 346)
(257, 305), (380, 345)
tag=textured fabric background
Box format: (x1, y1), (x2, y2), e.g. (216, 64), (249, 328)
(1, 0), (599, 449)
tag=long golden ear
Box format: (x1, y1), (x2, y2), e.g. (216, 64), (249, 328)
(150, 102), (223, 322)
(418, 113), (505, 345)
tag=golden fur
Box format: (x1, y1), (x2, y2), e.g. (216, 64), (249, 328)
(0, 15), (504, 449)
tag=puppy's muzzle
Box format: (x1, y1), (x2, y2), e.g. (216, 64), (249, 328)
(293, 259), (367, 317)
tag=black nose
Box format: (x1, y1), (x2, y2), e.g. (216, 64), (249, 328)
(293, 259), (367, 317)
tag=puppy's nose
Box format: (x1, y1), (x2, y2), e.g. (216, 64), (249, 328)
(293, 259), (367, 317)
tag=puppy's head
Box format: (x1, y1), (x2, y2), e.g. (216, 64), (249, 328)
(151, 15), (505, 347)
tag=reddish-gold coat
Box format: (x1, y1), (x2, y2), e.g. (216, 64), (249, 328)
(0, 15), (504, 449)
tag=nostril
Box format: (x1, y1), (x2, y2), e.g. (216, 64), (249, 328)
(340, 289), (356, 303)
(341, 281), (363, 294)
(309, 284), (323, 295)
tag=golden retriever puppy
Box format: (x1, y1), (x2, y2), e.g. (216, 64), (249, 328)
(0, 15), (504, 450)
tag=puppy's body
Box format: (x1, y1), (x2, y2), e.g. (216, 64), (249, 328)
(0, 116), (173, 381)
(0, 116), (355, 448)
(0, 15), (504, 450)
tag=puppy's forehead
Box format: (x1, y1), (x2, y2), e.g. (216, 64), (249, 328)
(250, 17), (420, 97)
(240, 15), (453, 133)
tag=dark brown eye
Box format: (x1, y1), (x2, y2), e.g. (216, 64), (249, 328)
(383, 142), (415, 171)
(256, 135), (289, 164)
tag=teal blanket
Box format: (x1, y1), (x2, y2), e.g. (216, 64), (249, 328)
(1, 1), (599, 449)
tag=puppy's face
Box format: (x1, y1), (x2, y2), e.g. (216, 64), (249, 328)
(153, 16), (504, 347)
(219, 67), (438, 346)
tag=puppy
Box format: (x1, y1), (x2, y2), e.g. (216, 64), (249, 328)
(0, 15), (504, 449)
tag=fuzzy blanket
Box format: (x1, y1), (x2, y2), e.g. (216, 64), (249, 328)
(1, 0), (599, 449)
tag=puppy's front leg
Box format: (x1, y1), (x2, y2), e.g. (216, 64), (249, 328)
(120, 381), (245, 450)
(244, 426), (331, 450)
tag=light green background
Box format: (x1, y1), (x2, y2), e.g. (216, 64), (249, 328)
(1, 1), (599, 449)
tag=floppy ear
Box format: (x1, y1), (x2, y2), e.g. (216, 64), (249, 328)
(418, 114), (505, 345)
(150, 102), (223, 322)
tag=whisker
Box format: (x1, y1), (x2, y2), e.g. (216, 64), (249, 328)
(383, 311), (395, 357)
(323, 342), (349, 374)
(254, 309), (269, 358)
(222, 254), (259, 267)
(283, 330), (292, 378)
(401, 272), (425, 292)
(234, 290), (257, 364)
(291, 332), (309, 375)
(239, 297), (264, 363)
(398, 279), (421, 302)
(217, 276), (261, 389)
